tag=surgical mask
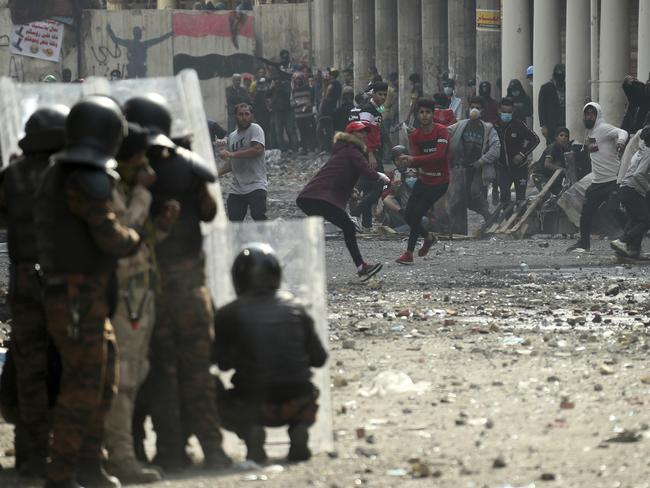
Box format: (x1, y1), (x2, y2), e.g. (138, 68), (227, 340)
(469, 108), (481, 121)
(377, 105), (385, 114)
(511, 90), (521, 97)
(444, 87), (453, 97)
(500, 113), (513, 123)
(405, 177), (417, 189)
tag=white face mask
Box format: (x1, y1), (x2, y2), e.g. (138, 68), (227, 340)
(444, 87), (453, 97)
(469, 108), (481, 120)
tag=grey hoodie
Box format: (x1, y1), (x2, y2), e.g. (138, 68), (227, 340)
(583, 102), (628, 184)
(620, 142), (650, 197)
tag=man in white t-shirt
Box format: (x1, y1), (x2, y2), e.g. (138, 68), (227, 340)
(218, 103), (268, 221)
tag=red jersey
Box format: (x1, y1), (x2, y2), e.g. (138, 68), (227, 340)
(408, 124), (450, 186)
(433, 108), (456, 127)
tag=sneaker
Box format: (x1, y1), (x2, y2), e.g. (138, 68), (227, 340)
(417, 234), (437, 257)
(395, 251), (414, 265)
(77, 460), (121, 488)
(106, 458), (162, 484)
(245, 426), (267, 464)
(287, 424), (311, 463)
(610, 239), (634, 257)
(566, 241), (590, 252)
(357, 262), (383, 281)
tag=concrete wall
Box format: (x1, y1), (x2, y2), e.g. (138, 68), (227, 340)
(254, 3), (310, 65)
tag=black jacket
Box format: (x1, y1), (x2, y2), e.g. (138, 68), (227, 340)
(506, 79), (533, 122)
(538, 80), (565, 132)
(214, 290), (328, 393)
(621, 79), (650, 134)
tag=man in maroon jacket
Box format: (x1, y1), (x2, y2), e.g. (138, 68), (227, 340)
(297, 121), (389, 281)
(495, 97), (540, 207)
(394, 99), (450, 265)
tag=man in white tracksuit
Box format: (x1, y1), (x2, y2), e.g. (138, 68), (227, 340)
(567, 103), (628, 252)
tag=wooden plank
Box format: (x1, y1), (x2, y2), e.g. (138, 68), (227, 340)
(507, 169), (564, 235)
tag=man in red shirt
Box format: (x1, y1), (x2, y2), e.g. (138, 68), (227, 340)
(395, 99), (450, 264)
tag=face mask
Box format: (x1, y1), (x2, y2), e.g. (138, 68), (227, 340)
(511, 90), (521, 97)
(469, 108), (481, 121)
(479, 88), (489, 97)
(584, 119), (595, 129)
(500, 113), (513, 123)
(377, 105), (385, 114)
(405, 177), (417, 189)
(444, 87), (453, 96)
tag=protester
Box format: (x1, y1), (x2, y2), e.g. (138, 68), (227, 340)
(526, 65), (534, 88)
(333, 86), (355, 133)
(296, 121), (388, 281)
(394, 99), (450, 265)
(407, 73), (424, 126)
(447, 96), (501, 235)
(433, 92), (457, 127)
(479, 81), (499, 124)
(343, 68), (354, 88)
(292, 73), (317, 154)
(214, 243), (327, 463)
(494, 97), (540, 206)
(252, 77), (271, 140)
(610, 127), (650, 258)
(618, 112), (650, 184)
(226, 74), (250, 132)
(442, 78), (463, 122)
(621, 75), (650, 134)
(219, 103), (268, 221)
(532, 127), (571, 195)
(506, 78), (533, 125)
(567, 103), (629, 252)
(318, 68), (342, 152)
(268, 76), (298, 153)
(539, 64), (566, 145)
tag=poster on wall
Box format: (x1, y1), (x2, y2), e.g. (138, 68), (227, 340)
(10, 19), (65, 62)
(476, 9), (501, 31)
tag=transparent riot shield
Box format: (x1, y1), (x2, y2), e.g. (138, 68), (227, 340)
(206, 217), (333, 456)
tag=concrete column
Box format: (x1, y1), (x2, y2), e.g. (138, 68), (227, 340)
(421, 0), (447, 95)
(398, 0), (422, 123)
(333, 0), (353, 70)
(352, 0), (375, 94)
(566, 0), (591, 142)
(599, 0), (629, 124)
(314, 0), (334, 69)
(475, 0), (501, 96)
(106, 0), (123, 9)
(157, 0), (177, 8)
(590, 0), (600, 101)
(501, 0), (531, 98)
(533, 0), (562, 139)
(447, 0), (476, 107)
(639, 0), (650, 82)
(374, 0), (398, 80)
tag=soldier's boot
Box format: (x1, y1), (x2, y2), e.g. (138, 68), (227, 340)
(287, 424), (311, 462)
(106, 458), (162, 485)
(244, 426), (267, 464)
(44, 479), (85, 488)
(76, 460), (121, 488)
(203, 446), (233, 470)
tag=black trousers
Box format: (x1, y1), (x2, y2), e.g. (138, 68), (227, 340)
(619, 186), (650, 251)
(579, 181), (618, 245)
(498, 164), (529, 203)
(317, 116), (333, 152)
(405, 181), (448, 252)
(227, 190), (268, 222)
(296, 116), (317, 152)
(297, 197), (364, 267)
(353, 177), (384, 229)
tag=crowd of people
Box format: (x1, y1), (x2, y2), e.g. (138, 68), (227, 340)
(0, 92), (327, 488)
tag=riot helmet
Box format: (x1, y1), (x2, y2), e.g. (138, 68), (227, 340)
(18, 105), (69, 153)
(231, 243), (282, 296)
(124, 93), (173, 136)
(54, 95), (127, 167)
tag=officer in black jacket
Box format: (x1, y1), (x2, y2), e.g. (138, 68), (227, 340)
(0, 106), (68, 478)
(214, 243), (328, 464)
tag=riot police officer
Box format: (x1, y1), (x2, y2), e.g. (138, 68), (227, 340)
(0, 105), (69, 478)
(123, 94), (231, 470)
(35, 96), (141, 488)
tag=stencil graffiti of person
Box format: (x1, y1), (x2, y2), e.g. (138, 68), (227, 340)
(106, 24), (173, 79)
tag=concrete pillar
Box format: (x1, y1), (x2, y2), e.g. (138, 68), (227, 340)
(475, 0), (501, 96)
(501, 0), (531, 98)
(639, 0), (650, 82)
(599, 0), (629, 124)
(398, 0), (422, 123)
(533, 0), (562, 139)
(333, 0), (353, 70)
(352, 0), (375, 94)
(590, 0), (600, 101)
(375, 0), (398, 80)
(566, 0), (591, 142)
(421, 0), (447, 95)
(157, 0), (177, 8)
(447, 0), (476, 107)
(106, 0), (122, 9)
(314, 0), (334, 69)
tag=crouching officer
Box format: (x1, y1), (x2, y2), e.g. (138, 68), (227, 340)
(34, 96), (141, 488)
(0, 105), (69, 478)
(124, 94), (231, 470)
(214, 244), (328, 464)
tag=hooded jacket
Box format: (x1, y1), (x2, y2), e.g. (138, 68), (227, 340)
(298, 132), (379, 210)
(448, 119), (501, 170)
(506, 79), (533, 122)
(621, 79), (650, 134)
(583, 102), (628, 184)
(620, 142), (650, 197)
(495, 118), (540, 168)
(617, 128), (644, 184)
(538, 79), (566, 132)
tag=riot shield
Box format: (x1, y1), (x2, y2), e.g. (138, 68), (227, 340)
(206, 217), (333, 456)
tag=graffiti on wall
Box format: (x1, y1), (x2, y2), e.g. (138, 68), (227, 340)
(106, 24), (172, 78)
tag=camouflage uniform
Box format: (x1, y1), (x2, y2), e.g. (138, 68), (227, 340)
(35, 148), (141, 483)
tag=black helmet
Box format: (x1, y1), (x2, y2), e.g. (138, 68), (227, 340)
(19, 105), (69, 153)
(231, 243), (282, 296)
(54, 95), (127, 168)
(124, 93), (173, 136)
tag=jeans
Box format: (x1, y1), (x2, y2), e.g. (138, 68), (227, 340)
(272, 111), (297, 151)
(498, 164), (529, 203)
(579, 180), (618, 246)
(405, 181), (448, 252)
(227, 190), (268, 222)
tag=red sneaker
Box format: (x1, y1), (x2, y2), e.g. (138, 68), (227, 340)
(395, 251), (414, 265)
(418, 234), (437, 257)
